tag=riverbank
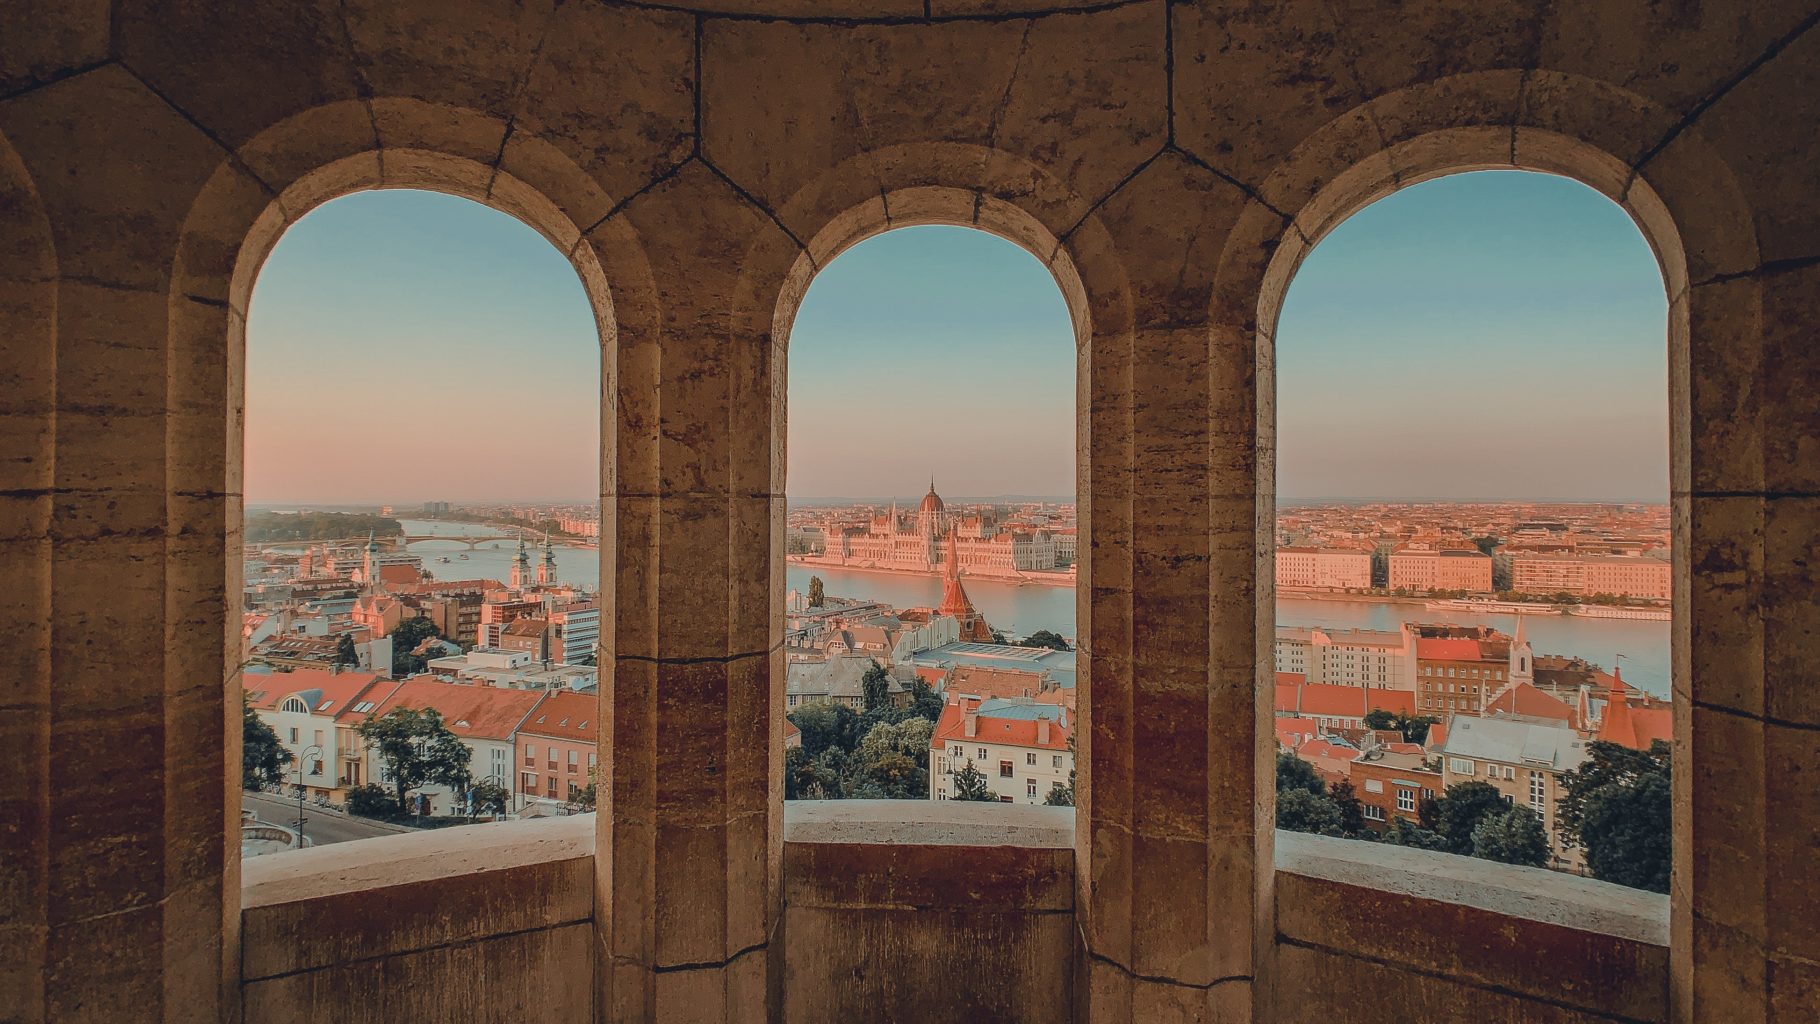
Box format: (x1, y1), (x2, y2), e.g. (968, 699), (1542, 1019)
(787, 555), (1076, 588)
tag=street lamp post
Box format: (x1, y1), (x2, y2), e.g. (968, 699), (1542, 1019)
(294, 744), (324, 845)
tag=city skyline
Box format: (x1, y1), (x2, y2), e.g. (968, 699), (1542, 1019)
(246, 172), (1669, 504)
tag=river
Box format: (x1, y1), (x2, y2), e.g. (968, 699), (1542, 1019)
(389, 521), (1670, 698)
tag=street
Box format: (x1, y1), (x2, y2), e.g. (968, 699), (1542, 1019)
(243, 790), (415, 847)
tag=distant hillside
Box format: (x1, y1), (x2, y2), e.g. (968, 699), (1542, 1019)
(246, 511), (403, 544)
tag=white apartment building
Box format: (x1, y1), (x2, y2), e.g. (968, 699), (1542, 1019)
(1508, 553), (1672, 600)
(1276, 547), (1373, 590)
(1273, 626), (1416, 690)
(929, 698), (1073, 803)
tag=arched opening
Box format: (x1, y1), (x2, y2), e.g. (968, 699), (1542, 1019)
(776, 224), (1081, 810)
(1267, 169), (1674, 891)
(238, 188), (606, 853)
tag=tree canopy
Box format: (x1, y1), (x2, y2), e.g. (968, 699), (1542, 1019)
(356, 707), (472, 815)
(389, 616), (445, 675)
(1471, 805), (1550, 866)
(1432, 781), (1510, 854)
(242, 702), (292, 790)
(807, 576), (825, 608)
(1021, 630), (1071, 651)
(246, 510), (401, 543)
(1561, 740), (1672, 892)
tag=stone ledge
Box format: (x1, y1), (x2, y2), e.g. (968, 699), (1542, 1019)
(1274, 830), (1669, 946)
(241, 816), (594, 982)
(782, 798), (1075, 848)
(1275, 831), (1669, 1021)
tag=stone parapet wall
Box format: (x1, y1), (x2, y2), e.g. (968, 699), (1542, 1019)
(236, 811), (1672, 1023)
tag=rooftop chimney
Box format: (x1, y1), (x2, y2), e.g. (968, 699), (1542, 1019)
(1037, 717), (1050, 744)
(963, 711), (978, 738)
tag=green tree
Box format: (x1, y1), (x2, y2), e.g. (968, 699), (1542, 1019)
(785, 745), (844, 800)
(466, 778), (510, 820)
(334, 633), (359, 668)
(389, 616), (445, 676)
(356, 707), (473, 815)
(951, 759), (996, 801)
(860, 660), (892, 713)
(1277, 788), (1343, 835)
(788, 701), (866, 758)
(1275, 751), (1327, 797)
(990, 629), (1009, 645)
(1472, 535), (1500, 555)
(1362, 709), (1398, 731)
(242, 702), (292, 790)
(1471, 805), (1550, 866)
(1379, 818), (1447, 850)
(807, 575), (825, 608)
(850, 717), (934, 799)
(904, 678), (946, 724)
(1021, 630), (1071, 651)
(1555, 739), (1670, 852)
(1579, 770), (1672, 892)
(345, 783), (401, 819)
(1432, 781), (1510, 855)
(1394, 713), (1441, 746)
(1328, 779), (1367, 836)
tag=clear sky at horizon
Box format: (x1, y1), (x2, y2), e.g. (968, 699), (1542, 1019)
(245, 171), (1669, 506)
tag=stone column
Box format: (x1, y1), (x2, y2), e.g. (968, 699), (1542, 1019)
(588, 161), (793, 1023)
(0, 65), (244, 1022)
(1073, 152), (1274, 1023)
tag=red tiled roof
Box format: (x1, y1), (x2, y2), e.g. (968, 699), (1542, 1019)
(242, 667), (389, 717)
(1274, 683), (1416, 718)
(502, 617), (549, 637)
(1416, 637), (1491, 662)
(517, 689), (598, 744)
(1486, 682), (1575, 724)
(366, 678), (544, 742)
(931, 699), (1071, 751)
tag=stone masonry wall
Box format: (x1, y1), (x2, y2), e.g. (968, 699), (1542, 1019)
(1, 2), (1815, 1021)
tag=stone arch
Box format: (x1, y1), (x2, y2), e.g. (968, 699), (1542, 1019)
(163, 102), (642, 993)
(1216, 70), (1767, 1022)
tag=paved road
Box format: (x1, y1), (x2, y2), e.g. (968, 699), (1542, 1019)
(243, 790), (415, 847)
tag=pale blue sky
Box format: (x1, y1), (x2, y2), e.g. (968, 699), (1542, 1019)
(246, 171), (1668, 505)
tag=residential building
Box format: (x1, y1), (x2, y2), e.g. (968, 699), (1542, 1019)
(1349, 745), (1442, 831)
(1439, 715), (1589, 868)
(515, 689), (599, 813)
(1273, 626), (1415, 690)
(1508, 553), (1672, 599)
(1388, 548), (1494, 593)
(361, 679), (545, 816)
(930, 697), (1072, 803)
(1275, 547), (1373, 590)
(243, 668), (397, 801)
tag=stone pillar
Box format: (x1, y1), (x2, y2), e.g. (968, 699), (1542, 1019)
(1073, 152), (1273, 1023)
(589, 161), (792, 1023)
(0, 65), (243, 1022)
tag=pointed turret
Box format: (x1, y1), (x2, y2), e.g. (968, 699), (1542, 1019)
(939, 522), (993, 642)
(510, 532), (532, 589)
(538, 530), (558, 585)
(1597, 661), (1638, 748)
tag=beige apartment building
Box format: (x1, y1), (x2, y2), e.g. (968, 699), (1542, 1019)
(1388, 549), (1494, 593)
(1509, 553), (1672, 599)
(1276, 547), (1373, 590)
(1439, 715), (1589, 869)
